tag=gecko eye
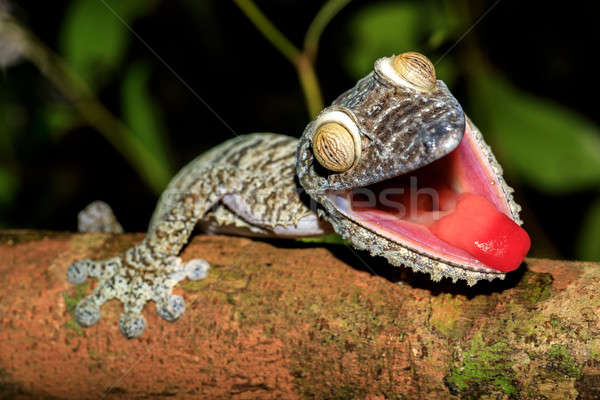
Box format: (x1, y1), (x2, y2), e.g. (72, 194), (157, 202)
(312, 111), (361, 172)
(377, 52), (437, 92)
(392, 52), (436, 91)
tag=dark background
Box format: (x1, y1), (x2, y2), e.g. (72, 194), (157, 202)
(1, 0), (599, 261)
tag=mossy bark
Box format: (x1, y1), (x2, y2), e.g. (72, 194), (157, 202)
(1, 230), (600, 399)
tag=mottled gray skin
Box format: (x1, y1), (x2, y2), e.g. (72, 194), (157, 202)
(78, 201), (123, 233)
(67, 56), (521, 338)
(296, 63), (522, 284)
(68, 134), (330, 338)
(318, 72), (465, 190)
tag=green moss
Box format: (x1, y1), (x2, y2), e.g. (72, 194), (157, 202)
(226, 292), (237, 305)
(548, 315), (567, 333)
(180, 264), (250, 297)
(547, 344), (582, 378)
(446, 333), (518, 396)
(62, 282), (89, 336)
(180, 280), (206, 292)
(519, 271), (552, 305)
(63, 282), (89, 315)
(296, 233), (349, 245)
(429, 294), (463, 338)
(62, 319), (83, 336)
(590, 339), (600, 361)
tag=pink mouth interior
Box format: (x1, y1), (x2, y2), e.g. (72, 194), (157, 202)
(329, 124), (527, 272)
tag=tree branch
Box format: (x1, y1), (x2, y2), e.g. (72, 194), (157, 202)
(1, 230), (599, 399)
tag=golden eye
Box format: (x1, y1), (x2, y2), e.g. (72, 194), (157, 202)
(392, 52), (436, 91)
(312, 122), (359, 172)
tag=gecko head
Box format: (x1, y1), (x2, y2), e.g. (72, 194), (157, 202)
(296, 52), (530, 285)
(300, 52), (465, 191)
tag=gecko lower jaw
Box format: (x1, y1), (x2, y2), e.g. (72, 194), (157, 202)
(326, 122), (530, 273)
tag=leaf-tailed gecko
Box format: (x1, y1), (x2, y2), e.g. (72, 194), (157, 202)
(67, 52), (530, 338)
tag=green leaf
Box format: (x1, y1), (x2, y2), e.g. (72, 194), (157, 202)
(297, 233), (349, 245)
(343, 1), (459, 87)
(60, 0), (157, 88)
(345, 2), (423, 79)
(121, 62), (172, 189)
(577, 197), (600, 261)
(470, 73), (600, 193)
(433, 57), (458, 88)
(424, 1), (462, 50)
(0, 166), (18, 206)
(41, 104), (79, 140)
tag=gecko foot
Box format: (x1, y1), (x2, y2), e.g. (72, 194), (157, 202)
(66, 255), (210, 338)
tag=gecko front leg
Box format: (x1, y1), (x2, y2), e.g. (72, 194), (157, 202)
(67, 165), (248, 338)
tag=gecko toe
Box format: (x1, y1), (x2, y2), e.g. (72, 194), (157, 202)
(156, 295), (186, 322)
(67, 259), (91, 284)
(74, 299), (101, 327)
(67, 250), (209, 337)
(119, 312), (147, 339)
(185, 259), (210, 281)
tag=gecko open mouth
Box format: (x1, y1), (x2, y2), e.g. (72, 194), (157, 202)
(328, 122), (531, 273)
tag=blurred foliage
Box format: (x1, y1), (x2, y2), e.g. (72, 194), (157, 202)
(344, 1), (460, 85)
(578, 198), (600, 261)
(60, 0), (158, 89)
(470, 74), (600, 193)
(345, 2), (422, 78)
(0, 0), (599, 260)
(0, 165), (18, 207)
(121, 62), (172, 179)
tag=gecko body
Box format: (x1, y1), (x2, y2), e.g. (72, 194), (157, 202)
(68, 53), (527, 338)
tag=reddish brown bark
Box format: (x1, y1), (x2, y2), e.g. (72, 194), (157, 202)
(1, 230), (599, 399)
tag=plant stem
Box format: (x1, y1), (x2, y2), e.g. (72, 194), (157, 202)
(304, 0), (351, 62)
(296, 55), (323, 119)
(234, 0), (350, 119)
(232, 0), (300, 64)
(1, 14), (170, 193)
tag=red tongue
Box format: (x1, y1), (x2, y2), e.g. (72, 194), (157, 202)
(429, 193), (530, 272)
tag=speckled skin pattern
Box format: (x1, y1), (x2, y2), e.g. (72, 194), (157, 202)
(322, 73), (465, 190)
(68, 55), (522, 338)
(78, 201), (123, 233)
(296, 60), (522, 285)
(68, 134), (326, 338)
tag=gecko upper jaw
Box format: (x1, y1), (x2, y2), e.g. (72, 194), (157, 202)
(325, 122), (528, 274)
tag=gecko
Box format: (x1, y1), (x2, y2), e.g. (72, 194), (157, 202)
(67, 52), (530, 338)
